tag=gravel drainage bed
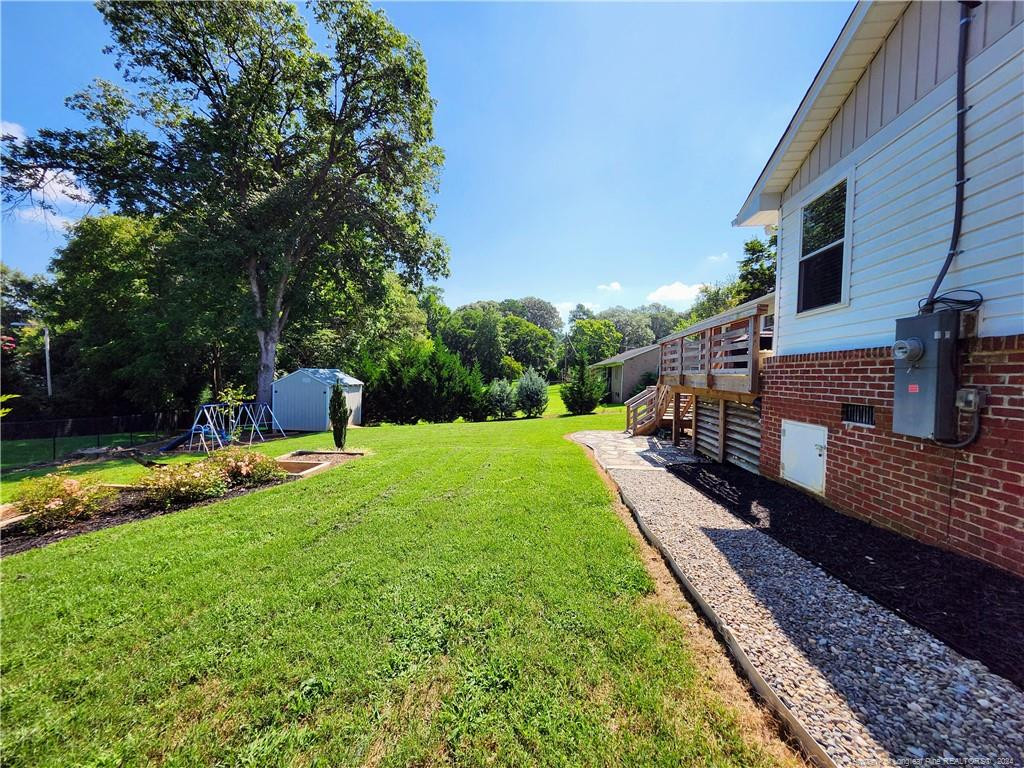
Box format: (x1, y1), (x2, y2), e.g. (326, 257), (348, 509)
(666, 461), (1024, 690)
(572, 431), (1024, 768)
(612, 467), (1024, 767)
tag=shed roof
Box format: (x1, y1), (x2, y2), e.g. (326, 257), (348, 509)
(589, 344), (660, 368)
(276, 368), (363, 387)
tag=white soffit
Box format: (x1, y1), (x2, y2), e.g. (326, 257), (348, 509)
(734, 1), (907, 227)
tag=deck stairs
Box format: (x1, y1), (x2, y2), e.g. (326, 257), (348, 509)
(625, 386), (693, 437)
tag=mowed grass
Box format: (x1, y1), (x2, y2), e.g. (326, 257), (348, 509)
(1, 395), (783, 766)
(0, 431), (167, 471)
(0, 385), (592, 503)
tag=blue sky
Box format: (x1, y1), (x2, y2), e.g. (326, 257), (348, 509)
(1, 1), (853, 318)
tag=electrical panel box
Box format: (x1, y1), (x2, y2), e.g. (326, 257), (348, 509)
(892, 311), (959, 440)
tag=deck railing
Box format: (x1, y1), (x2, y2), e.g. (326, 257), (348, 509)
(625, 386), (658, 433)
(659, 307), (771, 394)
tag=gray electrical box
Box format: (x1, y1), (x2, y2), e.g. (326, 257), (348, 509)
(892, 311), (959, 440)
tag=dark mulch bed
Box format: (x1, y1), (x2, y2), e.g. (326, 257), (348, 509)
(1, 482), (283, 558)
(667, 461), (1024, 690)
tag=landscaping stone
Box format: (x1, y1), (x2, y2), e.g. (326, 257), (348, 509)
(571, 430), (1024, 768)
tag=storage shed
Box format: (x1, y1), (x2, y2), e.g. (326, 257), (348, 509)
(272, 368), (362, 431)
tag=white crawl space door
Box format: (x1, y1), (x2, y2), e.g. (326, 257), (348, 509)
(780, 420), (827, 494)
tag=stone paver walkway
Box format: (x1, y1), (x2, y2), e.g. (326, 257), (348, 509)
(571, 430), (1024, 768)
(580, 430), (699, 471)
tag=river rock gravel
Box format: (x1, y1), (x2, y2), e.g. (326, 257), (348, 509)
(571, 430), (1024, 768)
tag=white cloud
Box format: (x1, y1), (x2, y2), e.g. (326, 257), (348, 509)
(14, 206), (72, 229)
(37, 169), (90, 207)
(646, 282), (704, 307)
(7, 161), (91, 229)
(708, 252), (729, 263)
(597, 281), (622, 292)
(1, 121), (26, 141)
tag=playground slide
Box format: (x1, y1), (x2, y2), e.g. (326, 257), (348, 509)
(161, 432), (192, 452)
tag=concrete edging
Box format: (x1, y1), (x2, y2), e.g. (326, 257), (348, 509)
(616, 483), (839, 768)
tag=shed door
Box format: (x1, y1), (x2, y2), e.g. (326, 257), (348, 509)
(781, 420), (827, 494)
(724, 400), (761, 474)
(694, 397), (720, 460)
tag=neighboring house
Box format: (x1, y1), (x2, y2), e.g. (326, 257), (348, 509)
(733, 1), (1023, 575)
(590, 344), (660, 403)
(272, 368), (363, 431)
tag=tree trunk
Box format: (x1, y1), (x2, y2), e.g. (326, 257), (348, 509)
(255, 330), (278, 405)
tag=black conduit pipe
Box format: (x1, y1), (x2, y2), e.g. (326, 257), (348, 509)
(921, 1), (981, 314)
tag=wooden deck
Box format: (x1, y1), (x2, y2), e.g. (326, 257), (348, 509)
(658, 301), (771, 396)
(626, 301), (773, 444)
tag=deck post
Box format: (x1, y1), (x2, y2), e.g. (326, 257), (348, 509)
(749, 314), (761, 393)
(691, 395), (698, 451)
(672, 392), (681, 446)
(717, 397), (726, 462)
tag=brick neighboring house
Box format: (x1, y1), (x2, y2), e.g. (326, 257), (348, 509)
(734, 1), (1023, 575)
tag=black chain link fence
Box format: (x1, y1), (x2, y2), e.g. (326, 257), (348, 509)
(1, 411), (194, 470)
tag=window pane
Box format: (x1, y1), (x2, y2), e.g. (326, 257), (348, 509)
(798, 243), (844, 312)
(802, 180), (847, 256)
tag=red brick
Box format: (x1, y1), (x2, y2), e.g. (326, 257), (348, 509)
(759, 335), (1024, 577)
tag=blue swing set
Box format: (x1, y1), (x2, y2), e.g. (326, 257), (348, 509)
(161, 402), (286, 453)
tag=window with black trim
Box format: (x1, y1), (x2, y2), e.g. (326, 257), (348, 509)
(799, 180), (846, 313)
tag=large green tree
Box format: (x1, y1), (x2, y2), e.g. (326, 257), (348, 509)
(277, 273), (428, 375)
(636, 302), (682, 341)
(596, 306), (655, 351)
(2, 0), (447, 403)
(501, 296), (562, 336)
(0, 266), (49, 417)
(734, 231), (777, 304)
(439, 306), (504, 382)
(674, 281), (738, 330)
(43, 215), (233, 412)
(498, 315), (556, 373)
(566, 318), (622, 365)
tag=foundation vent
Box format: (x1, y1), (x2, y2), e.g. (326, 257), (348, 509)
(842, 403), (875, 426)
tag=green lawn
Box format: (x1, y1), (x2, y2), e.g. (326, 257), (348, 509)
(0, 385), (604, 503)
(1, 394), (786, 765)
(1, 431), (167, 471)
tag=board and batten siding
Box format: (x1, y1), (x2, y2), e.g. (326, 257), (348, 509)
(774, 22), (1023, 355)
(784, 0), (1024, 202)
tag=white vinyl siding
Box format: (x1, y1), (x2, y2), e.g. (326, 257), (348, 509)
(784, 0), (1024, 202)
(775, 30), (1024, 355)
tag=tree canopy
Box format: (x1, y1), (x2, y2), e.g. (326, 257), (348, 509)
(566, 318), (622, 365)
(2, 0), (448, 403)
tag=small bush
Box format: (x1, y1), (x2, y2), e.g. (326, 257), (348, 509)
(14, 474), (116, 532)
(561, 359), (605, 415)
(208, 448), (286, 487)
(141, 461), (230, 507)
(516, 368), (548, 417)
(628, 372), (658, 400)
(488, 378), (518, 419)
(330, 383), (350, 448)
(500, 355), (523, 381)
(462, 365), (494, 422)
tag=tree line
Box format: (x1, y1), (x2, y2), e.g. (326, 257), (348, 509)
(0, 228), (775, 421)
(0, 0), (775, 423)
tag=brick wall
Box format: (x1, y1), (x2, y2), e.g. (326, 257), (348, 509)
(759, 335), (1024, 577)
